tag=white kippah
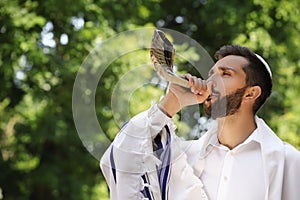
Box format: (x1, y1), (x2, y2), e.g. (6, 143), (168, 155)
(255, 54), (272, 78)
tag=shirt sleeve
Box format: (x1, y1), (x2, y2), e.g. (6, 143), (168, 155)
(281, 143), (300, 200)
(100, 104), (172, 200)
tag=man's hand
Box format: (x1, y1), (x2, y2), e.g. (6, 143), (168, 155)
(158, 74), (211, 117)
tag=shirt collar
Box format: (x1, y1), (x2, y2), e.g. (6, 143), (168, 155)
(205, 125), (262, 151)
(243, 127), (262, 144)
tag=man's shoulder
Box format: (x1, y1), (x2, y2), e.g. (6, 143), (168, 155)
(255, 116), (300, 158)
(283, 142), (300, 163)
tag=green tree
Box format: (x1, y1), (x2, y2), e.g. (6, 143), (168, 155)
(1, 0), (299, 199)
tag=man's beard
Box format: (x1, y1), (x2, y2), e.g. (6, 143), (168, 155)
(204, 86), (248, 119)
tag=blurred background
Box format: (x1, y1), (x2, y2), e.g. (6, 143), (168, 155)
(1, 0), (299, 199)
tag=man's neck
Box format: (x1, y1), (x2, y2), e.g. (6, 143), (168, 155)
(216, 111), (257, 150)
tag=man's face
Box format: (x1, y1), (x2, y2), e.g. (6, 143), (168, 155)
(204, 55), (249, 119)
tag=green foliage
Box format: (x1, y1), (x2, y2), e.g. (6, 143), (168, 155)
(1, 0), (300, 199)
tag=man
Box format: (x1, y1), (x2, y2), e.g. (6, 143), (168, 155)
(100, 45), (300, 200)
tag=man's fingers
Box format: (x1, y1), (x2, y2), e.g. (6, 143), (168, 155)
(188, 76), (207, 95)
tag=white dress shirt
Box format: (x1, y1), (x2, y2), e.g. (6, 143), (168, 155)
(202, 132), (265, 200)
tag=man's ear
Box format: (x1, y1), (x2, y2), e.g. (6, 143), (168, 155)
(244, 86), (261, 101)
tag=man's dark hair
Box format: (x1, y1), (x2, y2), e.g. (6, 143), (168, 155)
(214, 44), (272, 114)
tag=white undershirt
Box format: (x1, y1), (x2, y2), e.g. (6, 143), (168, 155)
(200, 130), (266, 200)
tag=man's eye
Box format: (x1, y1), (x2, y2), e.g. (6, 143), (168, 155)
(222, 71), (231, 76)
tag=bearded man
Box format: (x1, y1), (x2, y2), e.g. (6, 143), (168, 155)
(100, 45), (300, 200)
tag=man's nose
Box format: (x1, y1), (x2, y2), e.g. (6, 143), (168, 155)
(207, 75), (216, 88)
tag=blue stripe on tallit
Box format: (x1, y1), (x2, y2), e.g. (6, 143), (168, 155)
(140, 173), (153, 200)
(109, 121), (129, 184)
(157, 125), (171, 200)
(120, 120), (129, 130)
(110, 146), (117, 184)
